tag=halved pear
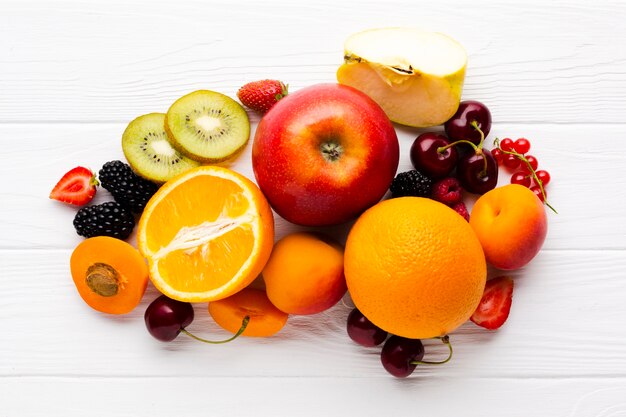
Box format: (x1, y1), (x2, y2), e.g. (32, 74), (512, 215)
(337, 28), (467, 127)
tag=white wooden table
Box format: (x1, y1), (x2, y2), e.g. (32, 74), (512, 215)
(2, 0), (626, 415)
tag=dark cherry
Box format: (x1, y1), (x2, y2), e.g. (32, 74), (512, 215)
(145, 295), (194, 342)
(457, 149), (499, 195)
(380, 336), (425, 378)
(347, 308), (388, 347)
(409, 132), (459, 179)
(444, 100), (492, 145)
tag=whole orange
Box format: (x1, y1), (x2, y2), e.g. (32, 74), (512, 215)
(262, 232), (346, 315)
(344, 197), (486, 339)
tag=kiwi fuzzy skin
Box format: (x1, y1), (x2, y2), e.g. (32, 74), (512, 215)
(164, 91), (251, 164)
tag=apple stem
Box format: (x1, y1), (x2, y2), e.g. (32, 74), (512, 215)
(494, 138), (558, 214)
(320, 141), (344, 162)
(180, 315), (250, 344)
(410, 335), (453, 366)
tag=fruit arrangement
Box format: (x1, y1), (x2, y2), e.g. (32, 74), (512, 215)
(50, 27), (555, 378)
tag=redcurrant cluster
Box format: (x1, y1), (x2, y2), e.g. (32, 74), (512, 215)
(492, 138), (555, 212)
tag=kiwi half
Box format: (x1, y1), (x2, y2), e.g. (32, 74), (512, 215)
(122, 113), (200, 183)
(165, 90), (250, 163)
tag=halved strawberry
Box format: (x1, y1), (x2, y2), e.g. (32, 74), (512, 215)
(49, 166), (98, 206)
(470, 276), (514, 330)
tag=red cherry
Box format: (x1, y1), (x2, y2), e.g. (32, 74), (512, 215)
(511, 171), (531, 187)
(500, 138), (515, 152)
(504, 154), (521, 170)
(536, 170), (551, 186)
(530, 185), (546, 202)
(491, 148), (504, 165)
(513, 138), (531, 154)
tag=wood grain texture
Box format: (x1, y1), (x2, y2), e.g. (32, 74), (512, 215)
(2, 376), (626, 417)
(2, 250), (626, 378)
(1, 0), (626, 123)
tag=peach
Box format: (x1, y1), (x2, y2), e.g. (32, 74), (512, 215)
(470, 184), (547, 270)
(262, 232), (346, 315)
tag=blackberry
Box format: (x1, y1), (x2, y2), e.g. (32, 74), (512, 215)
(389, 170), (433, 198)
(73, 201), (135, 240)
(99, 160), (158, 213)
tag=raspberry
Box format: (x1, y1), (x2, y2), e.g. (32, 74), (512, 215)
(389, 170), (432, 198)
(99, 161), (158, 213)
(430, 177), (463, 206)
(452, 202), (470, 222)
(73, 201), (135, 240)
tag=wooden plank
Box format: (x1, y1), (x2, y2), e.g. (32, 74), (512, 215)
(0, 0), (625, 123)
(1, 250), (625, 378)
(1, 123), (624, 250)
(1, 376), (626, 416)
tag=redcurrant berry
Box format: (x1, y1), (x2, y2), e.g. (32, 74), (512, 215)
(513, 138), (531, 154)
(520, 155), (539, 174)
(500, 138), (515, 152)
(536, 170), (551, 186)
(511, 171), (531, 187)
(530, 185), (546, 202)
(491, 148), (504, 165)
(504, 154), (521, 170)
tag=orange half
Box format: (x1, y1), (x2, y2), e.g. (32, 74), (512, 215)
(137, 166), (274, 302)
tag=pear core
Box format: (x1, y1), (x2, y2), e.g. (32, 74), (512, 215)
(337, 27), (467, 127)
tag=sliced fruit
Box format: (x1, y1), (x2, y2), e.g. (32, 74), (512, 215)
(70, 236), (149, 314)
(49, 166), (97, 206)
(470, 276), (514, 330)
(165, 90), (250, 163)
(122, 113), (199, 183)
(209, 288), (288, 337)
(336, 27), (467, 127)
(137, 166), (274, 302)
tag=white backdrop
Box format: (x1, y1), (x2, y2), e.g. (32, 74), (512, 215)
(1, 0), (626, 415)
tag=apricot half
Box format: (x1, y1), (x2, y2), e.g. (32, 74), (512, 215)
(70, 236), (149, 314)
(208, 288), (288, 337)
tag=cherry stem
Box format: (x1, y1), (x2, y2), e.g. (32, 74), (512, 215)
(180, 315), (250, 344)
(470, 120), (486, 149)
(410, 335), (453, 366)
(493, 138), (558, 214)
(438, 121), (488, 176)
(437, 139), (477, 154)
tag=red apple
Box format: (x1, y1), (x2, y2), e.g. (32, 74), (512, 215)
(252, 83), (399, 226)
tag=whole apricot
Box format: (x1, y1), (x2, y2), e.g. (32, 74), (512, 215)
(262, 232), (346, 315)
(470, 184), (547, 270)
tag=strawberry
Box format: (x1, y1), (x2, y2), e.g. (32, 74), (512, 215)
(49, 166), (98, 206)
(237, 79), (288, 114)
(470, 276), (514, 330)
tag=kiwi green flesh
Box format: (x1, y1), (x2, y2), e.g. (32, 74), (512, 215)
(122, 113), (200, 183)
(165, 90), (250, 163)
